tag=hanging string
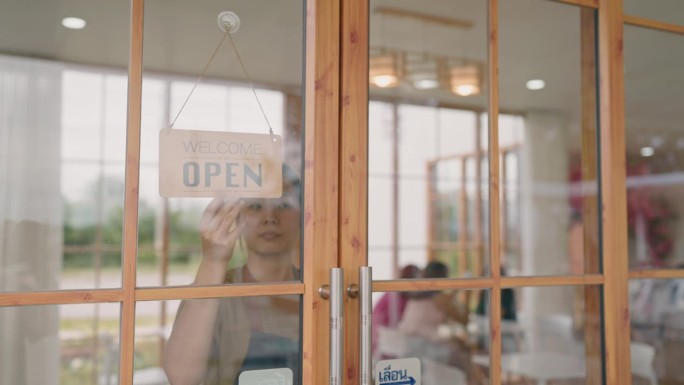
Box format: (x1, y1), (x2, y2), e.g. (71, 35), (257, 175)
(169, 29), (274, 136)
(170, 31), (230, 128)
(226, 32), (274, 136)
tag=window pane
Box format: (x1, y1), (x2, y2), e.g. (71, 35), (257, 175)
(372, 288), (489, 385)
(143, 296), (302, 385)
(499, 1), (600, 277)
(368, 0), (489, 279)
(0, 1), (129, 292)
(629, 278), (684, 384)
(625, 25), (684, 270)
(139, 0), (305, 287)
(0, 303), (120, 385)
(489, 286), (604, 385)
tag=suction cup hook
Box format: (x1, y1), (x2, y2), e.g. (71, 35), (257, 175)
(217, 11), (240, 33)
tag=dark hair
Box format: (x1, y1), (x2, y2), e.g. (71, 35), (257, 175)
(400, 264), (419, 279)
(407, 261), (449, 299)
(422, 261), (449, 279)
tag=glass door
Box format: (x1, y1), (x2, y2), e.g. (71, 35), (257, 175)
(139, 0), (309, 382)
(0, 0), (340, 384)
(338, 1), (610, 385)
(4, 0), (673, 384)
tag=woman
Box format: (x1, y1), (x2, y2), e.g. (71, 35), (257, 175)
(371, 264), (419, 359)
(164, 174), (301, 385)
(398, 261), (473, 380)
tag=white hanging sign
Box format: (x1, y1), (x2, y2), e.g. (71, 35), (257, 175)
(159, 128), (283, 198)
(376, 358), (421, 385)
(238, 368), (293, 385)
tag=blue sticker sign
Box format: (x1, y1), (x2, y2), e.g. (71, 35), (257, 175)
(375, 358), (421, 385)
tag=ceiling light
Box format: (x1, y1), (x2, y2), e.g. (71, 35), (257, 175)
(414, 78), (440, 90)
(62, 17), (86, 30)
(450, 65), (481, 97)
(372, 74), (399, 88)
(640, 147), (655, 157)
(407, 56), (441, 90)
(454, 84), (478, 96)
(369, 53), (403, 88)
(526, 79), (545, 90)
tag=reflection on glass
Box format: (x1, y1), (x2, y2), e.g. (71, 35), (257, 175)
(152, 295), (301, 385)
(139, 0), (304, 287)
(373, 283), (490, 384)
(155, 88), (305, 380)
(137, 84), (299, 287)
(62, 164), (124, 289)
(625, 26), (684, 270)
(368, 0), (489, 280)
(630, 278), (684, 384)
(368, 104), (491, 280)
(1, 6), (128, 292)
(482, 286), (603, 385)
(499, 1), (600, 276)
(0, 303), (120, 384)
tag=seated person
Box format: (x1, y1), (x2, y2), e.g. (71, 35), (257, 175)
(371, 264), (419, 358)
(398, 261), (473, 380)
(475, 266), (517, 323)
(475, 266), (518, 352)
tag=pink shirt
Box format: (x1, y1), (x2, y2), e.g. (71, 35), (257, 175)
(371, 292), (409, 354)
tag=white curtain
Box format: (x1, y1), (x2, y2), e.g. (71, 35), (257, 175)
(0, 55), (63, 385)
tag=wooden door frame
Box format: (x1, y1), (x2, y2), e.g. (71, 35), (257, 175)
(339, 1), (368, 384)
(302, 0), (341, 384)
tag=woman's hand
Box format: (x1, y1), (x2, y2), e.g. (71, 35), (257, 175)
(199, 198), (245, 263)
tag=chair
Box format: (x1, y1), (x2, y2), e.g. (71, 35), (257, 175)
(630, 341), (657, 385)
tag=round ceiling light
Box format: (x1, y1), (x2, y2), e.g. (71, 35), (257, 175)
(62, 17), (87, 30)
(450, 65), (481, 97)
(369, 53), (403, 89)
(640, 146), (655, 157)
(526, 79), (546, 90)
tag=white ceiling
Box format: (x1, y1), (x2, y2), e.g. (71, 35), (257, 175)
(0, 0), (682, 153)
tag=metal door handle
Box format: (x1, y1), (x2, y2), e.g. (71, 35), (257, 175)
(329, 268), (344, 385)
(359, 266), (372, 385)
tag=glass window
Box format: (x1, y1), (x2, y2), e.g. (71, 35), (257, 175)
(368, 0), (489, 279)
(625, 25), (684, 270)
(489, 285), (604, 384)
(139, 0), (305, 287)
(142, 296), (302, 385)
(0, 303), (120, 384)
(372, 288), (489, 385)
(0, 1), (129, 292)
(629, 278), (684, 384)
(499, 0), (600, 276)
